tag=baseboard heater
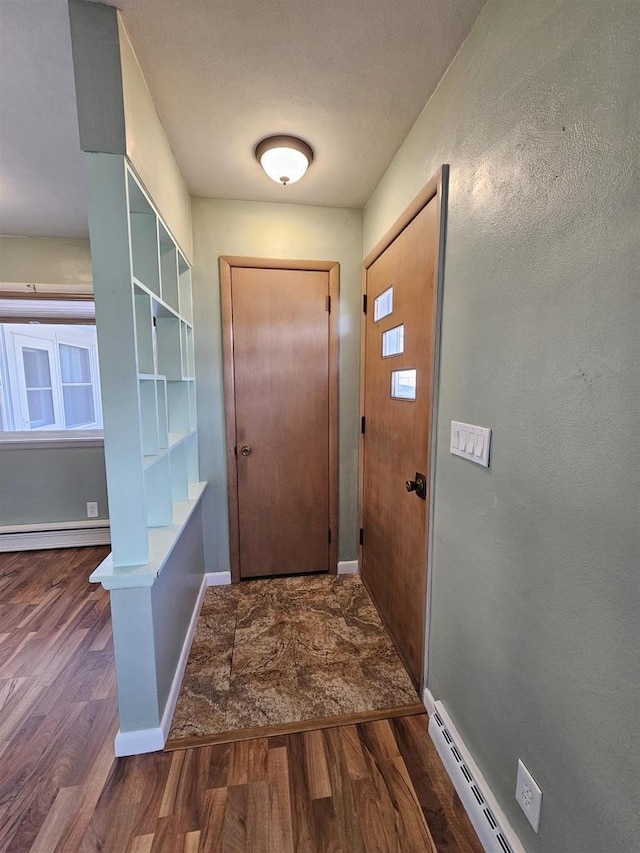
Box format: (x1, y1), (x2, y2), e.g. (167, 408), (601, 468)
(0, 519), (111, 552)
(429, 701), (526, 853)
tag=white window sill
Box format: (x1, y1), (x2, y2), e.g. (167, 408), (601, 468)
(0, 431), (104, 450)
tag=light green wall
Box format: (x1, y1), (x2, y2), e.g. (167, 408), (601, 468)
(0, 235), (92, 285)
(365, 1), (639, 850)
(118, 17), (193, 259)
(68, 1), (192, 259)
(191, 197), (363, 570)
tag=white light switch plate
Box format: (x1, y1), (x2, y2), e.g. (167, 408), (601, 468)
(450, 421), (491, 467)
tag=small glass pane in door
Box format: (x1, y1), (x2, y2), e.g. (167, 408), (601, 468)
(382, 324), (404, 357)
(391, 368), (417, 400)
(374, 287), (393, 322)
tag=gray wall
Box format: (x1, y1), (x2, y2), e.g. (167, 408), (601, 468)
(191, 197), (363, 570)
(365, 1), (639, 850)
(0, 443), (108, 525)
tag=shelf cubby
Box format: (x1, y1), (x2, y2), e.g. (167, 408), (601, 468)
(180, 322), (188, 378)
(156, 317), (183, 380)
(139, 378), (159, 458)
(167, 380), (191, 435)
(170, 442), (189, 504)
(159, 222), (179, 313)
(186, 326), (195, 379)
(178, 255), (193, 325)
(134, 288), (155, 374)
(144, 455), (173, 527)
(156, 378), (168, 450)
(186, 432), (199, 483)
(188, 380), (197, 429)
(178, 323), (195, 379)
(128, 175), (160, 297)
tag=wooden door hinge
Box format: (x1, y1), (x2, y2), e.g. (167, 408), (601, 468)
(359, 528), (364, 546)
(326, 295), (332, 313)
(328, 528), (332, 544)
(361, 416), (366, 435)
(362, 294), (368, 315)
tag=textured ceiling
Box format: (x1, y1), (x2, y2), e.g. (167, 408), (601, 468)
(0, 0), (485, 238)
(0, 1), (88, 238)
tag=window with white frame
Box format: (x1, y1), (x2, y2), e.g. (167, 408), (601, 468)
(0, 323), (103, 432)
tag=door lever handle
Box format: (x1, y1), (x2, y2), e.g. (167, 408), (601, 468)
(405, 472), (427, 500)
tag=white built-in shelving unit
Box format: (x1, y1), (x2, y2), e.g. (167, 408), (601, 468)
(90, 163), (203, 590)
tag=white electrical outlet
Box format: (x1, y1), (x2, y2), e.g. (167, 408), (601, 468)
(86, 501), (99, 519)
(515, 759), (542, 832)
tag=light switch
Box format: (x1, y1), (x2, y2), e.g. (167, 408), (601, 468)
(450, 421), (491, 467)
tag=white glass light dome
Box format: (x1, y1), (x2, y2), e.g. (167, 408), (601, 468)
(255, 136), (314, 186)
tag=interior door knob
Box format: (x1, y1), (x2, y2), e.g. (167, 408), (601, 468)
(405, 472), (427, 500)
(240, 445), (252, 456)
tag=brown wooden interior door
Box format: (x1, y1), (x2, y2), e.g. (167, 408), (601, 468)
(231, 266), (330, 579)
(361, 199), (438, 688)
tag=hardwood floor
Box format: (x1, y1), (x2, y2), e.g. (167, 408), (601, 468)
(0, 547), (482, 853)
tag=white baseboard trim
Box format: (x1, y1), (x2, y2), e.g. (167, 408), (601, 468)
(205, 571), (232, 586)
(422, 686), (436, 716)
(0, 520), (111, 552)
(337, 560), (358, 575)
(114, 725), (165, 757)
(114, 572), (209, 757)
(429, 700), (526, 853)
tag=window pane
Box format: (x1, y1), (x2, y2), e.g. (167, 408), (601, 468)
(23, 347), (52, 388)
(382, 324), (404, 357)
(1, 323), (102, 433)
(59, 344), (91, 383)
(27, 389), (55, 427)
(374, 286), (393, 322)
(391, 368), (417, 400)
(62, 386), (95, 427)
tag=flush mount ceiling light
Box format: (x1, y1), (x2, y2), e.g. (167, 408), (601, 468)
(255, 135), (314, 186)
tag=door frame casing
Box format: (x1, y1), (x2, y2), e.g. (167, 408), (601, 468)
(358, 165), (449, 689)
(219, 256), (340, 582)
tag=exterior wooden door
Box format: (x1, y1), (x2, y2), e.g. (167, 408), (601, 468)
(220, 260), (339, 580)
(361, 179), (444, 689)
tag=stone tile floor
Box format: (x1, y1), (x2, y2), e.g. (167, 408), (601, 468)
(167, 574), (422, 746)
